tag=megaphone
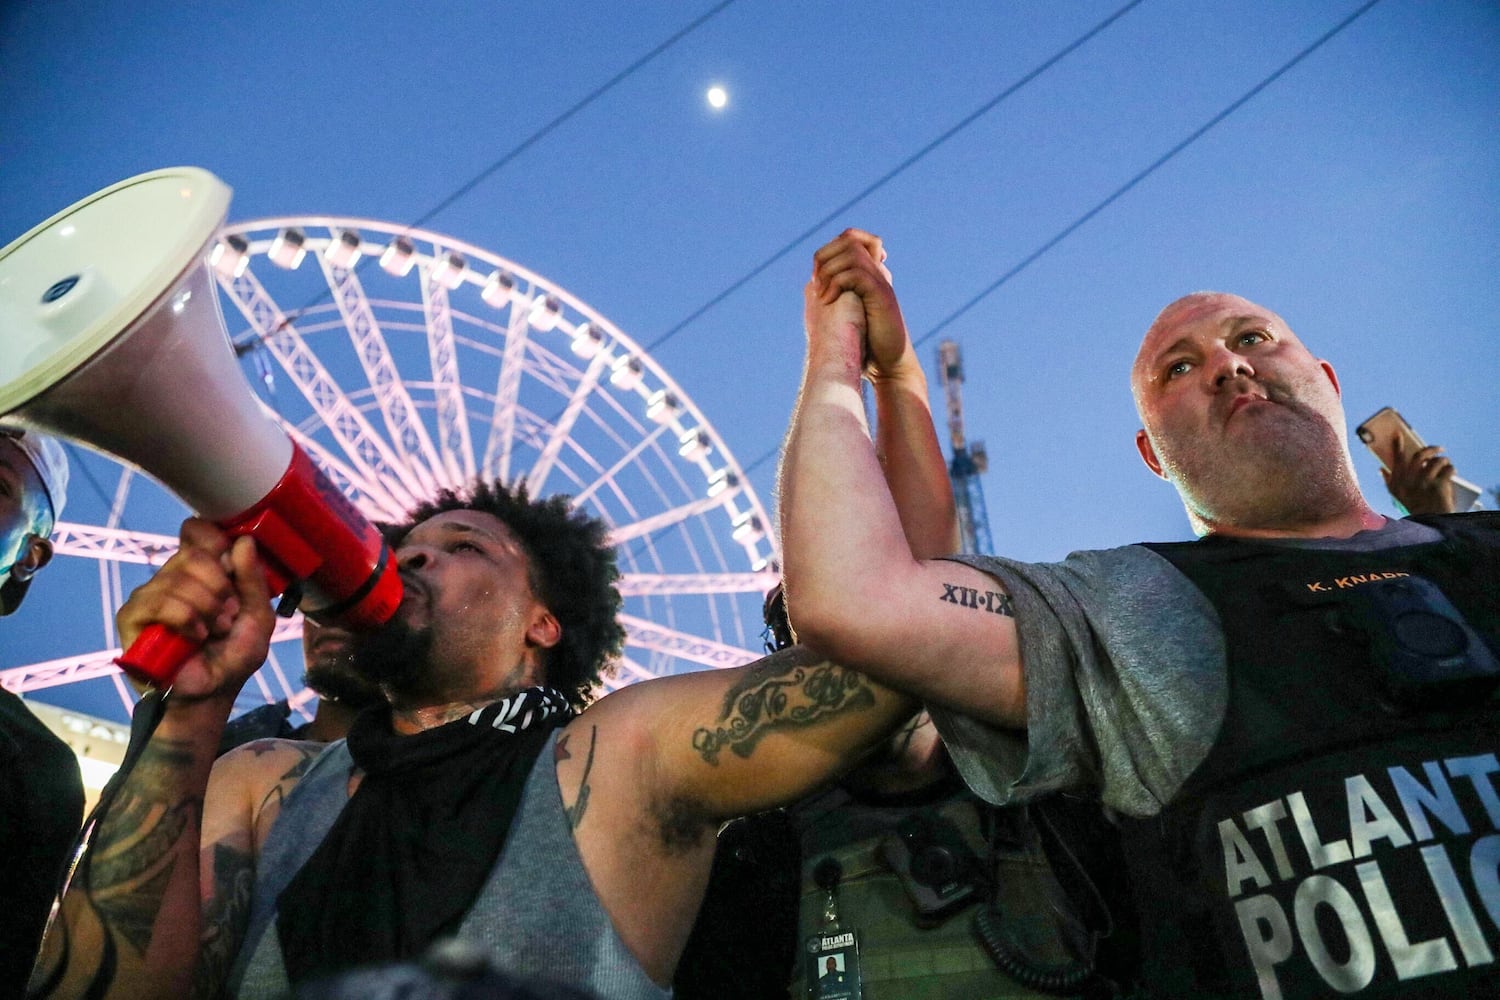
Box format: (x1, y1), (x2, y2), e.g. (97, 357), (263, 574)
(0, 167), (403, 687)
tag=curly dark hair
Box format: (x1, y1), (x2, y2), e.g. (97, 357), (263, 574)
(393, 479), (623, 708)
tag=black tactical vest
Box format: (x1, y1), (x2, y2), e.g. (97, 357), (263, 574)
(1118, 513), (1500, 999)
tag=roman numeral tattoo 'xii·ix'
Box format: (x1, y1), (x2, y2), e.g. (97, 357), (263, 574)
(940, 581), (1014, 617)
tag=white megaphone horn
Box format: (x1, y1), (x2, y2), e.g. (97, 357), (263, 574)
(0, 167), (403, 688)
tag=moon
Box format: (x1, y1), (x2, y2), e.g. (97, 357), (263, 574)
(706, 85), (728, 110)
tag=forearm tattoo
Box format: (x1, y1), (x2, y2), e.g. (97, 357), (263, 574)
(692, 655), (875, 765)
(939, 580), (1014, 617)
(86, 739), (203, 956)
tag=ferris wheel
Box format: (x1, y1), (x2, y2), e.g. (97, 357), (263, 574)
(2, 216), (780, 722)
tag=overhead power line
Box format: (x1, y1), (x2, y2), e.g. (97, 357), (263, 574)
(643, 0), (1147, 355)
(914, 0), (1384, 348)
(406, 0), (739, 234)
(738, 0), (1385, 480)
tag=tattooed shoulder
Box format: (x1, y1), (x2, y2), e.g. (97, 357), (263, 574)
(561, 726), (598, 831)
(253, 742), (322, 817)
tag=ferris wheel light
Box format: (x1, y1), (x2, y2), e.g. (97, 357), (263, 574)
(678, 428), (711, 463)
(731, 512), (765, 544)
(482, 269), (519, 309)
(379, 237), (416, 276)
(268, 228), (307, 269)
(570, 322), (604, 358)
(645, 389), (680, 424)
(529, 294), (563, 332)
(706, 467), (739, 498)
(609, 355), (644, 391)
(210, 234), (250, 278)
(431, 252), (468, 290)
(324, 229), (364, 268)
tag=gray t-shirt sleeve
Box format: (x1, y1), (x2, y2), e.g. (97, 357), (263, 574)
(929, 545), (1228, 818)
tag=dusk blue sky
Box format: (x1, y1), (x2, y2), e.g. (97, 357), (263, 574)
(3, 1), (1496, 724)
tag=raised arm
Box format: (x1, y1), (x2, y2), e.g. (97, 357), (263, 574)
(778, 230), (1023, 725)
(31, 521), (274, 1000)
(837, 230), (961, 561)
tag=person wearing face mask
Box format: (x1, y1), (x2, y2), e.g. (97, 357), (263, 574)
(0, 424), (84, 998)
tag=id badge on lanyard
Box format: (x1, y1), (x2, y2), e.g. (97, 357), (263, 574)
(804, 929), (862, 1000)
(803, 863), (862, 999)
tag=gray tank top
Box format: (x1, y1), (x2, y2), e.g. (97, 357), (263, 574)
(228, 729), (669, 999)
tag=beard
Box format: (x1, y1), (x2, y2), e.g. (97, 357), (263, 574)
(349, 615), (435, 698)
(303, 657), (385, 709)
(1154, 383), (1358, 532)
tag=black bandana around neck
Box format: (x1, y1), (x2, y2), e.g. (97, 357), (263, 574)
(277, 686), (573, 983)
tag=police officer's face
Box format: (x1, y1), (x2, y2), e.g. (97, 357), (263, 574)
(1130, 293), (1354, 531)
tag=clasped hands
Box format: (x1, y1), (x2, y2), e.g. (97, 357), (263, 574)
(806, 228), (921, 386)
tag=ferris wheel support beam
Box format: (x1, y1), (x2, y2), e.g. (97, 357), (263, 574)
(51, 524), (178, 565)
(52, 527), (777, 602)
(482, 298), (534, 484)
(612, 656), (658, 687)
(526, 348), (610, 498)
(218, 268), (423, 511)
(2, 616), (308, 693)
(321, 257), (443, 496)
(277, 423), (405, 522)
(616, 571), (779, 597)
(418, 272), (475, 488)
(618, 614), (760, 671)
(571, 423), (671, 508)
(607, 493), (733, 547)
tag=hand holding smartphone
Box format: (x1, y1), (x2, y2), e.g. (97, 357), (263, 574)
(1356, 407), (1482, 513)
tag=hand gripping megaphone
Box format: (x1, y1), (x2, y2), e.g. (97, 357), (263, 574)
(0, 167), (403, 687)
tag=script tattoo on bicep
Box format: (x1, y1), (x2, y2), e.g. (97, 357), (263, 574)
(939, 581), (1014, 617)
(85, 739), (202, 956)
(691, 655), (875, 765)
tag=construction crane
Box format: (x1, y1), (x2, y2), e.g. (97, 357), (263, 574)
(936, 340), (993, 555)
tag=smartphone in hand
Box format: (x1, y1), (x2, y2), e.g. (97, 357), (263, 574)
(1356, 407), (1482, 512)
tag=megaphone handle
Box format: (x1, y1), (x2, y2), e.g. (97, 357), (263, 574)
(116, 626), (211, 688)
(112, 440), (399, 689)
(116, 549), (294, 689)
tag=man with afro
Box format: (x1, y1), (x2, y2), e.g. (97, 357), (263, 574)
(36, 478), (921, 1000)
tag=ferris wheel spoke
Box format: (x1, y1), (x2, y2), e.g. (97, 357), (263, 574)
(50, 523), (178, 564)
(617, 571), (779, 597)
(480, 304), (534, 484)
(219, 268), (426, 509)
(607, 493), (734, 547)
(526, 348), (611, 497)
(321, 257), (443, 496)
(618, 614), (760, 671)
(613, 656), (659, 685)
(570, 423), (672, 508)
(1, 616), (307, 695)
(278, 424), (406, 520)
(418, 271), (476, 488)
